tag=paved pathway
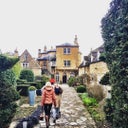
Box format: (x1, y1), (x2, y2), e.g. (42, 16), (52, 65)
(35, 84), (97, 128)
(10, 84), (97, 128)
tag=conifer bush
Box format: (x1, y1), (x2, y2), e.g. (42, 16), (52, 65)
(0, 55), (20, 128)
(101, 0), (128, 127)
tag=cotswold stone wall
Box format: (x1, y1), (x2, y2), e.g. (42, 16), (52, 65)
(89, 61), (109, 84)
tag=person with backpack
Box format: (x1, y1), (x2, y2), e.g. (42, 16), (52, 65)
(41, 82), (56, 128)
(54, 83), (63, 119)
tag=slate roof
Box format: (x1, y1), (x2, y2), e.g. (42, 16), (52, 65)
(41, 49), (56, 54)
(37, 54), (56, 61)
(79, 44), (105, 68)
(56, 42), (78, 47)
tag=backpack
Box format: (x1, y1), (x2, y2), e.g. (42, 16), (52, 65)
(54, 87), (63, 95)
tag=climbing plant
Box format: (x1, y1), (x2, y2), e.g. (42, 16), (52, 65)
(101, 0), (128, 127)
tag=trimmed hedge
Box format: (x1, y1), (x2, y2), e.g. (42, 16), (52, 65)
(17, 85), (29, 96)
(76, 85), (86, 93)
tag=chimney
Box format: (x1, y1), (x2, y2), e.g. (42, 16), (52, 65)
(74, 35), (79, 45)
(44, 45), (47, 52)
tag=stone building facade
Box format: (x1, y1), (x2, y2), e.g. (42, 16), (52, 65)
(20, 49), (41, 76)
(37, 35), (82, 83)
(79, 45), (109, 85)
(55, 41), (81, 83)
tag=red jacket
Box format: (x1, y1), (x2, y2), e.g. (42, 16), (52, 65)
(41, 86), (56, 107)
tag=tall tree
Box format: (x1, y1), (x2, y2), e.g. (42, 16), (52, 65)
(101, 0), (128, 127)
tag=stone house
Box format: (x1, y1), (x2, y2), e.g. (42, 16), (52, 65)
(79, 44), (109, 85)
(37, 35), (82, 83)
(37, 46), (56, 76)
(19, 49), (41, 76)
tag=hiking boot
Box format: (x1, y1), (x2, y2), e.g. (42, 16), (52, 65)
(46, 122), (50, 128)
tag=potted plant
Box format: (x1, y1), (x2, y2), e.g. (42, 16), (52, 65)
(28, 86), (37, 106)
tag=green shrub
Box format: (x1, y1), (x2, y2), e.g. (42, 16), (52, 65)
(12, 61), (22, 79)
(101, 0), (128, 127)
(87, 85), (106, 102)
(67, 76), (77, 86)
(17, 85), (29, 96)
(0, 55), (20, 128)
(35, 75), (49, 89)
(19, 69), (34, 82)
(79, 93), (88, 100)
(100, 72), (110, 85)
(83, 97), (97, 107)
(28, 86), (37, 91)
(76, 85), (86, 93)
(1, 69), (17, 86)
(16, 79), (27, 84)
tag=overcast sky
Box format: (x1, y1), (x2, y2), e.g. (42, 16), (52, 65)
(0, 0), (111, 58)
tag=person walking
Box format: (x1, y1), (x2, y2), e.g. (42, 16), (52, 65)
(54, 83), (63, 119)
(41, 82), (56, 128)
(50, 77), (55, 85)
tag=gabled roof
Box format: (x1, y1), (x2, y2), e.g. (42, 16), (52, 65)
(79, 56), (90, 68)
(20, 49), (41, 69)
(79, 44), (105, 68)
(20, 49), (32, 62)
(28, 59), (41, 69)
(89, 44), (104, 55)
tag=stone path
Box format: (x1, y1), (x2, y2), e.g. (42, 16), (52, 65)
(10, 84), (97, 128)
(35, 84), (97, 128)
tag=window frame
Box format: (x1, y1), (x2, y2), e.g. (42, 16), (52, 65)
(64, 60), (71, 67)
(63, 47), (71, 54)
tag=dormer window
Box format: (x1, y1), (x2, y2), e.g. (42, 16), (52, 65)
(63, 48), (70, 54)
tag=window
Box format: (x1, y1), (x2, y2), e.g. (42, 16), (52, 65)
(56, 73), (59, 83)
(64, 60), (71, 67)
(23, 62), (29, 68)
(63, 48), (70, 54)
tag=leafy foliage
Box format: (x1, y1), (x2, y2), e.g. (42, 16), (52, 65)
(35, 75), (50, 89)
(12, 61), (22, 79)
(83, 97), (97, 107)
(28, 85), (37, 91)
(87, 85), (106, 102)
(0, 54), (19, 71)
(67, 76), (77, 86)
(76, 85), (86, 93)
(101, 0), (128, 127)
(99, 72), (110, 85)
(19, 69), (34, 82)
(0, 54), (20, 128)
